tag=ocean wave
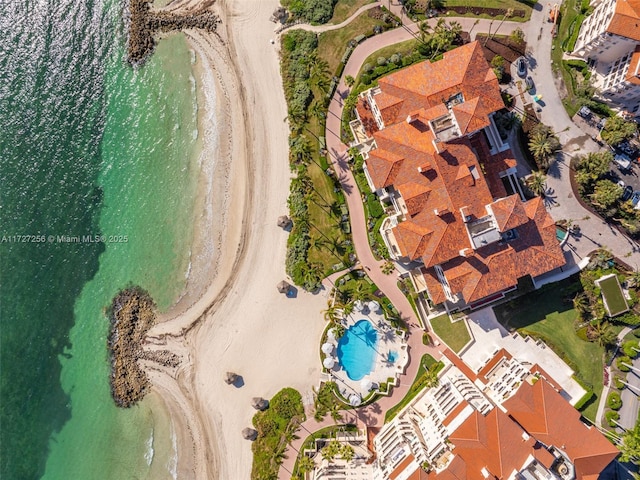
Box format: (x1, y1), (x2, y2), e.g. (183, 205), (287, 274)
(144, 428), (155, 466)
(166, 421), (178, 480)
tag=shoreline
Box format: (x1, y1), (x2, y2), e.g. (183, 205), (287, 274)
(142, 0), (330, 478)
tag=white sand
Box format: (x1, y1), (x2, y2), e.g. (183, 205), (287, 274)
(144, 0), (330, 477)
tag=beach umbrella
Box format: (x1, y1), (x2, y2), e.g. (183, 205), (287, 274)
(327, 328), (336, 340)
(225, 371), (238, 385)
(321, 342), (334, 355)
(277, 280), (291, 294)
(323, 357), (335, 369)
(251, 397), (269, 411)
(354, 300), (364, 312)
(349, 393), (362, 406)
(361, 378), (373, 392)
(242, 427), (258, 441)
(277, 215), (292, 229)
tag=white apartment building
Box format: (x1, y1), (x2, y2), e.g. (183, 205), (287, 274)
(572, 0), (640, 117)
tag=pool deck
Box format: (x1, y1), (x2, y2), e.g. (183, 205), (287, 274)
(323, 301), (409, 400)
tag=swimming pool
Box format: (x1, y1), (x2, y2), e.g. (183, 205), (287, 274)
(556, 227), (567, 243)
(337, 319), (378, 381)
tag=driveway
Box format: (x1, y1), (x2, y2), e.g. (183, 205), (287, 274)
(618, 354), (640, 430)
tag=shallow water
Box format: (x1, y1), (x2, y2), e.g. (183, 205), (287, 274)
(0, 0), (203, 476)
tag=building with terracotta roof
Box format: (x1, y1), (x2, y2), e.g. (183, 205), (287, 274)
(352, 41), (565, 312)
(372, 352), (619, 480)
(572, 0), (640, 117)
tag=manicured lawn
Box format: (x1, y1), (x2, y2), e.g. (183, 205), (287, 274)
(307, 160), (350, 273)
(356, 39), (420, 81)
(318, 10), (388, 73)
(492, 278), (605, 421)
(440, 0), (533, 21)
(329, 0), (376, 24)
(598, 275), (629, 316)
(429, 313), (471, 353)
(384, 354), (443, 422)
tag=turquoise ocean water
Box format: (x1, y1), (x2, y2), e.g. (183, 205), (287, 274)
(0, 0), (203, 478)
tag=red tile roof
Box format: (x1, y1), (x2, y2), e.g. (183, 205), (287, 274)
(625, 45), (640, 86)
(391, 454), (418, 480)
(504, 380), (620, 480)
(358, 42), (565, 307)
(428, 377), (618, 480)
(607, 0), (640, 41)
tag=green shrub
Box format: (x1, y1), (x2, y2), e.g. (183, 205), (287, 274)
(377, 56), (387, 66)
(618, 356), (633, 372)
(623, 340), (640, 358)
(607, 391), (623, 410)
(288, 0), (338, 24)
(605, 410), (620, 427)
(251, 388), (305, 480)
(422, 332), (432, 345)
(367, 194), (384, 219)
(573, 388), (594, 410)
(614, 376), (625, 390)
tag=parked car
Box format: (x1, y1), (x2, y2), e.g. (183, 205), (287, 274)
(578, 106), (592, 119)
(623, 185), (633, 201)
(613, 155), (631, 170)
(631, 191), (640, 206)
(617, 179), (625, 189)
(614, 154), (632, 171)
(525, 75), (535, 91)
(516, 57), (527, 77)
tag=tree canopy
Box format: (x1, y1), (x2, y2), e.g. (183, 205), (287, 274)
(601, 115), (638, 146)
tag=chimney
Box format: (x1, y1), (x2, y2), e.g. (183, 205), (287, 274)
(459, 248), (472, 257)
(432, 139), (445, 153)
(406, 111), (420, 124)
(434, 207), (450, 217)
(417, 161), (431, 173)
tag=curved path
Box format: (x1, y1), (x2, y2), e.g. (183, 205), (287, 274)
(287, 1), (381, 33)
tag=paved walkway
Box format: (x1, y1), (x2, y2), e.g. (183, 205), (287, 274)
(285, 1), (381, 33)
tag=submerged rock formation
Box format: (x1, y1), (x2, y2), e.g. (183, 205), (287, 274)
(107, 287), (157, 408)
(127, 0), (221, 65)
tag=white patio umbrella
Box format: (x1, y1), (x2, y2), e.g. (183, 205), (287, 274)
(321, 342), (334, 355)
(327, 328), (336, 340)
(349, 393), (362, 406)
(323, 357), (335, 369)
(360, 378), (373, 392)
(354, 300), (364, 312)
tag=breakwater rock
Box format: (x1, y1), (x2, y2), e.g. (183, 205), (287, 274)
(108, 287), (156, 408)
(127, 0), (221, 65)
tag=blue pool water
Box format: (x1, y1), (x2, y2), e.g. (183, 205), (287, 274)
(388, 350), (398, 363)
(556, 227), (567, 242)
(337, 320), (378, 380)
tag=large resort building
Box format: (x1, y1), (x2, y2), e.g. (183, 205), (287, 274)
(351, 41), (566, 312)
(572, 0), (640, 118)
(372, 350), (619, 480)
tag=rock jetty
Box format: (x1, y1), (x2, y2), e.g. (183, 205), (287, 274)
(107, 287), (157, 408)
(127, 0), (221, 65)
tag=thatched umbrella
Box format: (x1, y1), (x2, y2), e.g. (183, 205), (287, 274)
(242, 427), (258, 441)
(277, 280), (291, 294)
(251, 397), (269, 411)
(277, 215), (292, 229)
(225, 371), (238, 385)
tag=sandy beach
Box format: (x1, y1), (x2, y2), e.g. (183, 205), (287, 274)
(144, 0), (330, 478)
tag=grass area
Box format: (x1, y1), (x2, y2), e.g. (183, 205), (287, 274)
(439, 0), (533, 22)
(306, 159), (351, 273)
(329, 0), (375, 24)
(598, 276), (629, 317)
(356, 38), (421, 82)
(318, 9), (388, 73)
(429, 313), (471, 353)
(385, 354), (444, 422)
(251, 388), (305, 480)
(492, 277), (605, 421)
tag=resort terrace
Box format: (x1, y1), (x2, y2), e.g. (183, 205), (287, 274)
(321, 300), (409, 402)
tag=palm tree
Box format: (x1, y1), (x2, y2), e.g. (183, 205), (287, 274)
(344, 75), (355, 88)
(528, 132), (555, 168)
(490, 8), (514, 42)
(572, 292), (590, 316)
(309, 100), (326, 124)
(324, 301), (342, 323)
(591, 320), (616, 348)
(298, 455), (315, 474)
(526, 171), (547, 197)
(286, 104), (306, 133)
(627, 269), (640, 288)
(290, 135), (312, 165)
(341, 444), (355, 462)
